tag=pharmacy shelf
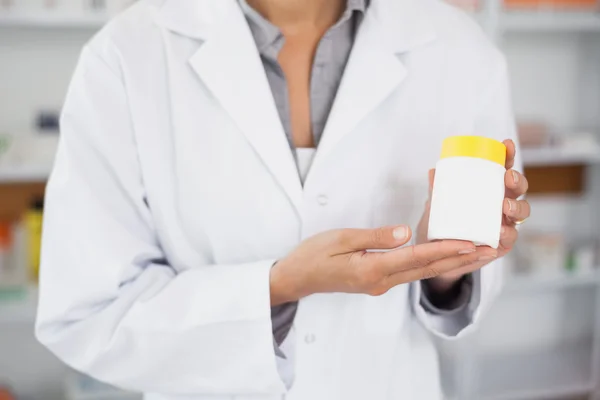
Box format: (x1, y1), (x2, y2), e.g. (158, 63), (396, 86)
(0, 165), (51, 183)
(476, 342), (593, 400)
(0, 286), (37, 324)
(504, 271), (600, 293)
(521, 146), (600, 166)
(0, 12), (108, 29)
(501, 11), (600, 32)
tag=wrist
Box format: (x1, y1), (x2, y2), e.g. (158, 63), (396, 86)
(425, 274), (463, 294)
(422, 274), (471, 309)
(269, 260), (301, 306)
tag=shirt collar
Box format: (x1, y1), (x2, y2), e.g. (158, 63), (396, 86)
(239, 0), (369, 53)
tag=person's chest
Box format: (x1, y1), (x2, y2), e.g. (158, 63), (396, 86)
(116, 26), (481, 269)
(240, 0), (360, 149)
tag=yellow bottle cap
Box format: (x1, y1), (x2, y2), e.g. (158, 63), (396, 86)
(440, 135), (506, 166)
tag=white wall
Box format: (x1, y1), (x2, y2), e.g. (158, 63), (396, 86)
(0, 28), (93, 135)
(503, 32), (595, 131)
(0, 324), (66, 400)
(473, 28), (600, 373)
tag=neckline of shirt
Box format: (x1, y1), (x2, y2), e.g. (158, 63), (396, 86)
(239, 0), (370, 53)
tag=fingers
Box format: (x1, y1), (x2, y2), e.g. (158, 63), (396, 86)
(383, 246), (497, 288)
(499, 225), (518, 252)
(422, 259), (487, 283)
(505, 169), (529, 199)
(428, 168), (436, 195)
(504, 197), (531, 223)
(338, 225), (413, 252)
(503, 139), (516, 170)
(377, 240), (477, 275)
(423, 229), (516, 282)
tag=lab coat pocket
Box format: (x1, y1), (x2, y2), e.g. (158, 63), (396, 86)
(372, 183), (427, 232)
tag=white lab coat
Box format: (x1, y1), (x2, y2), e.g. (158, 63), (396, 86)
(35, 0), (520, 398)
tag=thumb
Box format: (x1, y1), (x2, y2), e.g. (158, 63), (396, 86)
(339, 225), (413, 251)
(428, 168), (436, 196)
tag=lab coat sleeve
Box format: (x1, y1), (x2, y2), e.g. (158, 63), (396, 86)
(420, 274), (474, 315)
(35, 45), (285, 396)
(411, 53), (521, 339)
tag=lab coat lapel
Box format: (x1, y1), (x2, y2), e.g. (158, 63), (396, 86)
(183, 1), (304, 214)
(312, 0), (437, 171)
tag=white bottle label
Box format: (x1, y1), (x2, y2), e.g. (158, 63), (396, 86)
(428, 157), (505, 248)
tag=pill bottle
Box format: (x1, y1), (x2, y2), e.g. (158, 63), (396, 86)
(428, 136), (506, 248)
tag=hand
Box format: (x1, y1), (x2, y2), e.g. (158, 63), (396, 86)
(416, 139), (531, 293)
(269, 226), (498, 306)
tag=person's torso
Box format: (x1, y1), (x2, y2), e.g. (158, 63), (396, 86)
(89, 0), (504, 397)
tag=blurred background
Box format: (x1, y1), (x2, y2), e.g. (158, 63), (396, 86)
(1, 0), (600, 399)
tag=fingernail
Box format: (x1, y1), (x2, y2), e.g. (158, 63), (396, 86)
(478, 254), (497, 261)
(501, 226), (506, 235)
(458, 248), (476, 255)
(512, 170), (519, 185)
(507, 199), (514, 212)
(393, 226), (408, 241)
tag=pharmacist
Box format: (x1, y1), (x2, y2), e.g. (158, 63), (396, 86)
(35, 0), (531, 399)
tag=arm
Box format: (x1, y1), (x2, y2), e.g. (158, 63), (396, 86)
(35, 45), (285, 395)
(411, 54), (526, 338)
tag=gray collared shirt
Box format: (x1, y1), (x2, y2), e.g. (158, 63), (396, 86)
(239, 0), (472, 351)
(239, 0), (367, 148)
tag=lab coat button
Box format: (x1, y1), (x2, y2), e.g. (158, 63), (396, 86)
(304, 333), (316, 344)
(317, 195), (328, 206)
